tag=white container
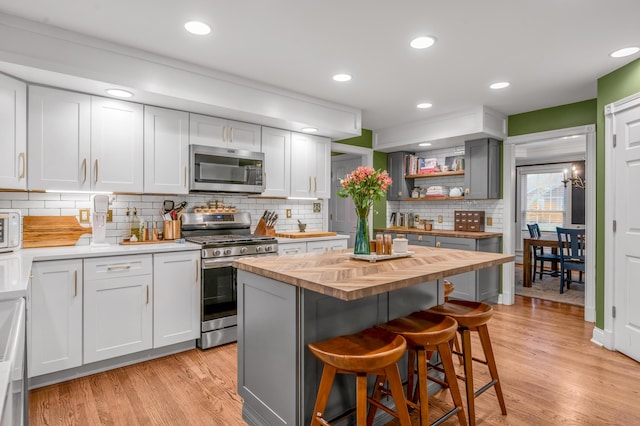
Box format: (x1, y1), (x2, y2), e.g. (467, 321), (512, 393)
(392, 236), (408, 254)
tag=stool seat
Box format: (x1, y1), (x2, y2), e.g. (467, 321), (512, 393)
(308, 327), (407, 372)
(427, 299), (493, 329)
(377, 311), (458, 348)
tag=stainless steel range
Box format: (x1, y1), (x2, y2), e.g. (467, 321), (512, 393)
(182, 211), (278, 349)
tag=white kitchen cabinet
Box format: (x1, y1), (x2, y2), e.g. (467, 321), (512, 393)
(290, 132), (331, 198)
(91, 97), (144, 193)
(84, 255), (152, 364)
(144, 106), (189, 194)
(28, 259), (83, 377)
(278, 237), (348, 255)
(0, 73), (27, 190)
(278, 241), (307, 255)
(28, 86), (91, 191)
(307, 239), (348, 253)
(261, 126), (291, 197)
(189, 113), (261, 151)
(153, 251), (200, 347)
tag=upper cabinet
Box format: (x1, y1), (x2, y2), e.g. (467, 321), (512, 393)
(28, 86), (143, 192)
(144, 106), (189, 194)
(464, 138), (501, 199)
(261, 127), (291, 197)
(91, 97), (143, 193)
(0, 74), (27, 190)
(386, 152), (413, 201)
(189, 113), (261, 151)
(290, 132), (330, 198)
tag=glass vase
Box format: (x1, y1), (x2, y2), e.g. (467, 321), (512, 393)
(354, 209), (370, 255)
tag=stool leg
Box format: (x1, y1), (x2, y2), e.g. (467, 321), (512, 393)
(416, 348), (429, 426)
(366, 374), (386, 426)
(460, 328), (476, 426)
(437, 342), (467, 426)
(452, 333), (463, 365)
(385, 364), (412, 426)
(407, 348), (416, 402)
(311, 365), (337, 426)
(356, 373), (368, 426)
(477, 324), (507, 415)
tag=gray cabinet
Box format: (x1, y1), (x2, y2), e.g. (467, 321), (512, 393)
(386, 151), (413, 201)
(464, 138), (501, 199)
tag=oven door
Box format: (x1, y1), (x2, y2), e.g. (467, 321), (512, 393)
(201, 259), (237, 332)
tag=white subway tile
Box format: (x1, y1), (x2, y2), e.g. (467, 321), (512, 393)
(0, 192), (27, 200)
(12, 200), (44, 208)
(29, 192), (61, 201)
(29, 209), (59, 216)
(45, 200), (76, 208)
(60, 193), (91, 201)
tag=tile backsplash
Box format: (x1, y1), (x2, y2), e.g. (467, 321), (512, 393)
(0, 192), (326, 245)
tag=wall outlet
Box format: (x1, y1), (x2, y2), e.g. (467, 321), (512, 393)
(487, 216), (493, 226)
(313, 202), (321, 213)
(79, 209), (90, 223)
(437, 215), (443, 224)
(107, 209), (113, 222)
(286, 209), (292, 218)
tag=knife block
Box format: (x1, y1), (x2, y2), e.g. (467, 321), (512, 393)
(254, 218), (276, 236)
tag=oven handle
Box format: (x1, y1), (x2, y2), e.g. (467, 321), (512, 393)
(202, 259), (234, 269)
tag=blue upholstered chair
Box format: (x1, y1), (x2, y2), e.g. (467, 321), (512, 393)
(556, 227), (585, 294)
(526, 223), (559, 281)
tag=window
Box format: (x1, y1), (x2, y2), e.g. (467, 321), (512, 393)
(522, 172), (566, 232)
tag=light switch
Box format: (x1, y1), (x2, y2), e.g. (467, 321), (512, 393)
(79, 209), (90, 223)
(286, 209), (292, 218)
(437, 215), (443, 224)
(487, 216), (493, 226)
(107, 209), (113, 222)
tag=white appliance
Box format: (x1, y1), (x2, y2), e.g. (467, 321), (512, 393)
(91, 195), (109, 246)
(0, 211), (20, 254)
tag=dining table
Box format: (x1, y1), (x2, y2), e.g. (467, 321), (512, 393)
(522, 236), (559, 287)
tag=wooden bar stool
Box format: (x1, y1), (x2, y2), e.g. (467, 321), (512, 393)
(425, 300), (507, 426)
(443, 279), (455, 301)
(307, 327), (412, 426)
(371, 311), (467, 425)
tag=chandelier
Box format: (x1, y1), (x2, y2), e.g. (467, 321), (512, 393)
(562, 165), (585, 189)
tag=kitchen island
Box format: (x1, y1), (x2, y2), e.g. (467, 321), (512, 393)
(233, 246), (514, 426)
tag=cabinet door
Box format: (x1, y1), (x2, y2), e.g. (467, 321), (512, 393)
(228, 120), (261, 151)
(464, 138), (501, 199)
(290, 133), (330, 198)
(189, 113), (227, 148)
(144, 106), (189, 194)
(0, 74), (26, 190)
(278, 242), (307, 255)
(153, 251), (200, 348)
(84, 255), (153, 363)
(307, 239), (348, 253)
(29, 260), (83, 377)
(312, 135), (331, 198)
(91, 97), (144, 193)
(28, 86), (91, 191)
(436, 237), (476, 301)
(387, 152), (413, 201)
(261, 127), (291, 197)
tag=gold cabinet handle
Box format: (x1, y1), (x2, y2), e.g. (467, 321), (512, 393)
(195, 260), (199, 282)
(94, 159), (99, 184)
(314, 176), (317, 193)
(107, 264), (131, 271)
(82, 158), (87, 183)
(464, 188), (470, 194)
(19, 152), (25, 179)
(223, 126), (227, 142)
(308, 176), (312, 192)
(230, 127), (234, 142)
(184, 165), (187, 187)
(436, 241), (441, 248)
(74, 270), (78, 297)
(146, 285), (149, 305)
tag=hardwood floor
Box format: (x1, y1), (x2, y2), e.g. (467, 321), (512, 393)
(29, 297), (640, 425)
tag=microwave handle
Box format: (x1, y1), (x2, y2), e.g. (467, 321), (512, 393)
(223, 126), (227, 142)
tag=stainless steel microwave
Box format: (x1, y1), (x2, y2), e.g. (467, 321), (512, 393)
(190, 145), (265, 194)
(0, 210), (20, 253)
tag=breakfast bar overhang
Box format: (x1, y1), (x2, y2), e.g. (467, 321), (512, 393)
(234, 246), (514, 425)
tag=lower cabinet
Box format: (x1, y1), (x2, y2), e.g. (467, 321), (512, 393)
(153, 251), (200, 348)
(278, 238), (348, 255)
(84, 255), (153, 363)
(28, 259), (83, 378)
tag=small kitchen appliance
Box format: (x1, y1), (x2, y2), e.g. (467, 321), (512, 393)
(181, 211), (278, 349)
(0, 210), (20, 253)
(91, 195), (109, 246)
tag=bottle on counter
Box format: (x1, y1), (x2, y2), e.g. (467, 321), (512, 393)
(130, 207), (140, 241)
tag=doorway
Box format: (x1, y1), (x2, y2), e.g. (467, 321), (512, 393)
(503, 125), (596, 323)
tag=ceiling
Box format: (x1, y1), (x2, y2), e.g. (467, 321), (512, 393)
(0, 0), (639, 133)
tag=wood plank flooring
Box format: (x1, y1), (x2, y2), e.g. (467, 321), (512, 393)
(29, 296), (640, 425)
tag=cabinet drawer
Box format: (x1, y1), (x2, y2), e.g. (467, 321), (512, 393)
(407, 234), (436, 247)
(278, 242), (307, 256)
(436, 236), (476, 251)
(84, 254), (152, 280)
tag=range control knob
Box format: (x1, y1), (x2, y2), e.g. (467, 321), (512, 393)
(213, 250), (221, 257)
(224, 249), (232, 256)
(255, 246), (263, 253)
(264, 245), (272, 252)
(240, 247), (248, 254)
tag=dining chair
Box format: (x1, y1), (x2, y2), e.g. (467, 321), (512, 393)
(556, 227), (585, 294)
(526, 224), (559, 281)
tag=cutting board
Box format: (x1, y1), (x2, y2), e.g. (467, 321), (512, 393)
(23, 216), (93, 248)
(275, 231), (337, 239)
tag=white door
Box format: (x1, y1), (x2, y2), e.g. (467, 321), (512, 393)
(261, 127), (291, 197)
(228, 120), (261, 151)
(153, 251), (200, 348)
(28, 86), (91, 191)
(189, 113), (227, 148)
(613, 104), (640, 362)
(91, 97), (144, 193)
(330, 156), (361, 247)
(0, 74), (26, 190)
(144, 106), (189, 194)
(29, 260), (83, 377)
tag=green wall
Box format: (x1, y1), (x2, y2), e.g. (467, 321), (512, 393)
(333, 128), (388, 229)
(508, 99), (597, 136)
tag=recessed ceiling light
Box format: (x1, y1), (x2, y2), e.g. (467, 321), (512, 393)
(301, 127), (318, 133)
(184, 21), (211, 35)
(105, 88), (133, 98)
(332, 74), (352, 82)
(416, 103), (433, 109)
(490, 81), (510, 90)
(610, 46), (640, 58)
(410, 36), (437, 49)
(418, 143), (432, 147)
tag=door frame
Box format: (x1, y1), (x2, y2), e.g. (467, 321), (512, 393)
(503, 124), (596, 323)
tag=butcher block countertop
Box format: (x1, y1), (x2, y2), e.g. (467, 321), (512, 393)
(374, 228), (502, 239)
(234, 245), (513, 301)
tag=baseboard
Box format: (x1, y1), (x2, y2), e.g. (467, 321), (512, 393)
(591, 326), (614, 350)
